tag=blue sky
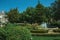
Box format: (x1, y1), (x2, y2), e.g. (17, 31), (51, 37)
(0, 0), (55, 12)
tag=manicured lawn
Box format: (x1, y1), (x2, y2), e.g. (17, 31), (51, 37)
(32, 35), (60, 40)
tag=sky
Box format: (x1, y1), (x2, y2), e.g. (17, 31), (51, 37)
(0, 0), (55, 12)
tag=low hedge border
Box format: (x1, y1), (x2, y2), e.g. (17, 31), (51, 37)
(31, 30), (48, 33)
(32, 33), (60, 36)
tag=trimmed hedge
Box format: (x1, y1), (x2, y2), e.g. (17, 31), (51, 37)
(31, 29), (48, 33)
(32, 33), (60, 36)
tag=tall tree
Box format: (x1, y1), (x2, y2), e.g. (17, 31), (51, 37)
(49, 0), (60, 28)
(52, 0), (60, 20)
(35, 0), (47, 24)
(22, 7), (35, 23)
(7, 8), (20, 23)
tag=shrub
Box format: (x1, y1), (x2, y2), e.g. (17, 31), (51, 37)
(0, 28), (6, 40)
(53, 29), (60, 33)
(38, 29), (48, 33)
(5, 26), (32, 40)
(31, 29), (48, 33)
(25, 24), (33, 30)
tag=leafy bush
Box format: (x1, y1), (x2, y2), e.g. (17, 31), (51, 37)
(5, 26), (32, 40)
(0, 28), (6, 40)
(1, 23), (32, 40)
(53, 29), (60, 33)
(38, 29), (48, 33)
(25, 24), (34, 30)
(50, 21), (60, 28)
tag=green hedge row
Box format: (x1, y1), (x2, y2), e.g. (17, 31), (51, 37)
(32, 33), (60, 36)
(31, 29), (48, 33)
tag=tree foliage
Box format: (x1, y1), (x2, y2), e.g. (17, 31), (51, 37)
(6, 0), (60, 28)
(7, 0), (49, 24)
(52, 0), (60, 20)
(49, 0), (60, 28)
(7, 8), (20, 23)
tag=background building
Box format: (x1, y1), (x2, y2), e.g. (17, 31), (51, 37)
(0, 11), (8, 27)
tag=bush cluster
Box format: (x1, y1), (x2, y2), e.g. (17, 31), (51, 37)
(0, 26), (32, 40)
(0, 28), (6, 40)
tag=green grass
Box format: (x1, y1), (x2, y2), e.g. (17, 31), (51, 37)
(32, 36), (60, 40)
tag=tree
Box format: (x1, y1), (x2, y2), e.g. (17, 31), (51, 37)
(35, 0), (47, 24)
(7, 8), (20, 23)
(52, 0), (60, 20)
(25, 7), (35, 23)
(20, 7), (36, 24)
(51, 0), (60, 28)
(48, 0), (60, 28)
